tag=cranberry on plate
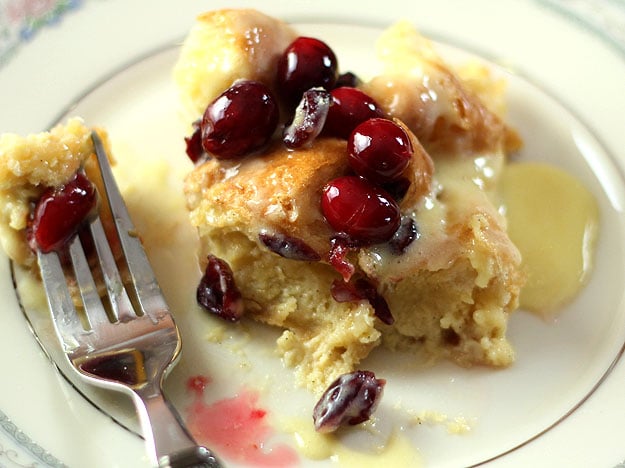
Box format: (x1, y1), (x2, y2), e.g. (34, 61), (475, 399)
(313, 370), (386, 433)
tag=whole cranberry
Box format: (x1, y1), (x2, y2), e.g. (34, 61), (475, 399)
(196, 255), (244, 322)
(27, 172), (97, 253)
(324, 87), (385, 139)
(321, 176), (400, 245)
(348, 118), (413, 185)
(313, 370), (386, 433)
(276, 37), (338, 106)
(201, 80), (279, 159)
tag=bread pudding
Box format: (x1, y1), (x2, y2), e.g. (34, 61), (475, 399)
(176, 9), (525, 392)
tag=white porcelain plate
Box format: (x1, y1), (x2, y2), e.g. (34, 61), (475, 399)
(1, 1), (625, 467)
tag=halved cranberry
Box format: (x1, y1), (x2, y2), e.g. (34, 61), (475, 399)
(324, 87), (385, 139)
(184, 120), (206, 163)
(321, 176), (401, 245)
(276, 37), (338, 106)
(313, 370), (386, 433)
(348, 118), (413, 185)
(196, 255), (244, 322)
(330, 279), (364, 302)
(331, 278), (394, 325)
(259, 231), (321, 261)
(201, 80), (279, 159)
(328, 235), (358, 282)
(354, 278), (394, 325)
(283, 88), (331, 149)
(388, 216), (419, 255)
(27, 172), (97, 253)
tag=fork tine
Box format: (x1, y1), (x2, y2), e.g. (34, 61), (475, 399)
(91, 132), (167, 321)
(37, 249), (86, 350)
(89, 216), (135, 322)
(68, 234), (111, 330)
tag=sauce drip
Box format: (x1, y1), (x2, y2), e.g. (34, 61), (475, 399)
(282, 417), (423, 467)
(184, 376), (299, 467)
(501, 162), (598, 314)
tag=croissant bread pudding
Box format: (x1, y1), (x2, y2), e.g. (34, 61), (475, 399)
(175, 8), (525, 401)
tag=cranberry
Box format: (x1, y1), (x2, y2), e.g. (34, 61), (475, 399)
(184, 120), (206, 163)
(388, 216), (419, 255)
(27, 172), (97, 253)
(313, 370), (386, 433)
(330, 278), (364, 302)
(283, 88), (331, 149)
(324, 87), (385, 139)
(321, 176), (401, 245)
(276, 37), (338, 106)
(348, 118), (413, 185)
(334, 72), (361, 89)
(201, 80), (279, 159)
(331, 278), (394, 325)
(259, 231), (321, 261)
(196, 255), (244, 322)
(328, 235), (358, 282)
(382, 177), (411, 202)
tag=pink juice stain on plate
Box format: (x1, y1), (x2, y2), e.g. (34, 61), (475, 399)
(185, 375), (300, 467)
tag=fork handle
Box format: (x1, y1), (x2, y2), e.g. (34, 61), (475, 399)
(134, 391), (222, 468)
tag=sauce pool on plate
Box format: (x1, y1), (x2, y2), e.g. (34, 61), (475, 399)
(501, 162), (599, 315)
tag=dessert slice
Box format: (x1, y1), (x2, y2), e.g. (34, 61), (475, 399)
(178, 9), (524, 392)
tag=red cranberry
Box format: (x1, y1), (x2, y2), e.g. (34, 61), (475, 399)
(382, 177), (411, 202)
(259, 231), (321, 261)
(328, 235), (358, 282)
(331, 278), (394, 325)
(313, 370), (386, 433)
(27, 172), (97, 253)
(330, 278), (364, 302)
(196, 255), (244, 322)
(283, 88), (331, 149)
(201, 80), (279, 159)
(388, 216), (419, 255)
(348, 118), (413, 185)
(334, 72), (361, 89)
(184, 120), (206, 163)
(324, 87), (385, 139)
(276, 37), (338, 106)
(321, 176), (400, 245)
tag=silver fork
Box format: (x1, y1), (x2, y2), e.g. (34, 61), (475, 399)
(36, 132), (222, 468)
